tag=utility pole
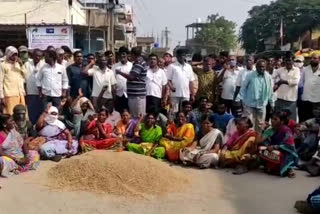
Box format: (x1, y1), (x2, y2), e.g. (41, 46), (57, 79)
(107, 0), (116, 52)
(164, 27), (170, 49)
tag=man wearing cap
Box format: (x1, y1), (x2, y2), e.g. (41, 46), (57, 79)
(18, 45), (30, 64)
(273, 57), (300, 121)
(0, 46), (27, 115)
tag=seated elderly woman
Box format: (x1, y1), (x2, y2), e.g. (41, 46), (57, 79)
(80, 109), (118, 152)
(160, 111), (195, 162)
(116, 109), (139, 143)
(220, 117), (257, 174)
(126, 113), (165, 159)
(71, 93), (96, 138)
(0, 114), (39, 177)
(180, 115), (223, 169)
(258, 111), (298, 178)
(37, 106), (78, 162)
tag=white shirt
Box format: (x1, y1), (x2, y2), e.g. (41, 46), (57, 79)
(236, 68), (253, 87)
(167, 62), (195, 98)
(106, 110), (121, 128)
(25, 60), (45, 95)
(221, 69), (240, 101)
(146, 67), (167, 98)
(112, 61), (133, 97)
(88, 66), (117, 99)
(273, 66), (300, 102)
(302, 65), (320, 102)
(36, 63), (69, 97)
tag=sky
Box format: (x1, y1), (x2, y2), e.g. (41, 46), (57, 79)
(123, 0), (273, 49)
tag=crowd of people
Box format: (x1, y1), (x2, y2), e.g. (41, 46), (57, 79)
(0, 44), (320, 195)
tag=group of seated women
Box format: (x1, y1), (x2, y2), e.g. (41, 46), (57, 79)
(0, 92), (305, 180)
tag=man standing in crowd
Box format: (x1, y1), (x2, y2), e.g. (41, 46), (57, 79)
(37, 50), (69, 109)
(241, 59), (274, 132)
(0, 46), (26, 115)
(86, 54), (117, 111)
(163, 51), (173, 71)
(67, 51), (90, 99)
(195, 56), (217, 104)
(105, 50), (115, 69)
(233, 56), (255, 102)
(146, 53), (168, 114)
(219, 56), (241, 116)
(18, 45), (30, 64)
(167, 49), (195, 113)
(301, 53), (320, 122)
(112, 47), (132, 113)
(56, 48), (67, 68)
(295, 55), (305, 122)
(273, 57), (300, 121)
(25, 49), (45, 124)
(116, 47), (147, 118)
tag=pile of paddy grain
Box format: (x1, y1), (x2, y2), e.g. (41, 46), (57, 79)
(47, 150), (190, 197)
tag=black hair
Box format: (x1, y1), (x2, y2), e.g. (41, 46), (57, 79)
(192, 53), (202, 62)
(176, 49), (187, 56)
(182, 100), (192, 108)
(98, 108), (109, 115)
(61, 45), (72, 54)
(217, 102), (226, 107)
(46, 50), (57, 61)
(235, 117), (253, 129)
(87, 53), (94, 58)
(201, 114), (214, 124)
(176, 111), (186, 118)
(0, 114), (11, 131)
(272, 110), (291, 126)
(73, 50), (82, 58)
(219, 51), (229, 58)
(119, 46), (130, 54)
(121, 108), (130, 115)
(131, 47), (142, 57)
(33, 48), (42, 55)
(105, 50), (113, 56)
(146, 112), (156, 119)
(46, 45), (55, 51)
(148, 53), (158, 60)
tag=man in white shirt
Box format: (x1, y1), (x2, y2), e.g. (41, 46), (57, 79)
(219, 58), (240, 116)
(233, 56), (255, 102)
(86, 54), (117, 111)
(25, 49), (45, 124)
(301, 53), (320, 122)
(146, 53), (168, 114)
(112, 47), (132, 113)
(167, 49), (195, 113)
(273, 57), (300, 121)
(37, 50), (69, 109)
(56, 48), (68, 68)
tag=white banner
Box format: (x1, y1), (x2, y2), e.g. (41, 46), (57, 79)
(27, 26), (73, 50)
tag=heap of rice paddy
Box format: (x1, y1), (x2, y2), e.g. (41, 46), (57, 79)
(47, 151), (190, 197)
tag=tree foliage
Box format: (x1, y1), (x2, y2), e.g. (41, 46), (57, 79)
(240, 0), (320, 53)
(195, 14), (237, 54)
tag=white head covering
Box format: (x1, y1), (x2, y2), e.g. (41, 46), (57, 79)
(5, 46), (18, 61)
(45, 106), (66, 130)
(72, 97), (95, 113)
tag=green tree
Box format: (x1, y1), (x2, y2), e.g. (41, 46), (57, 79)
(195, 14), (237, 54)
(240, 0), (320, 53)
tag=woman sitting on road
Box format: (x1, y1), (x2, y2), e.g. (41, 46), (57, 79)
(80, 109), (118, 152)
(116, 109), (139, 144)
(72, 91), (96, 138)
(220, 117), (258, 174)
(37, 106), (78, 162)
(0, 114), (39, 177)
(160, 111), (195, 161)
(126, 113), (165, 159)
(180, 115), (223, 169)
(258, 111), (298, 178)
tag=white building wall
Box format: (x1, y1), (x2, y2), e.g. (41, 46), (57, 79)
(0, 0), (86, 25)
